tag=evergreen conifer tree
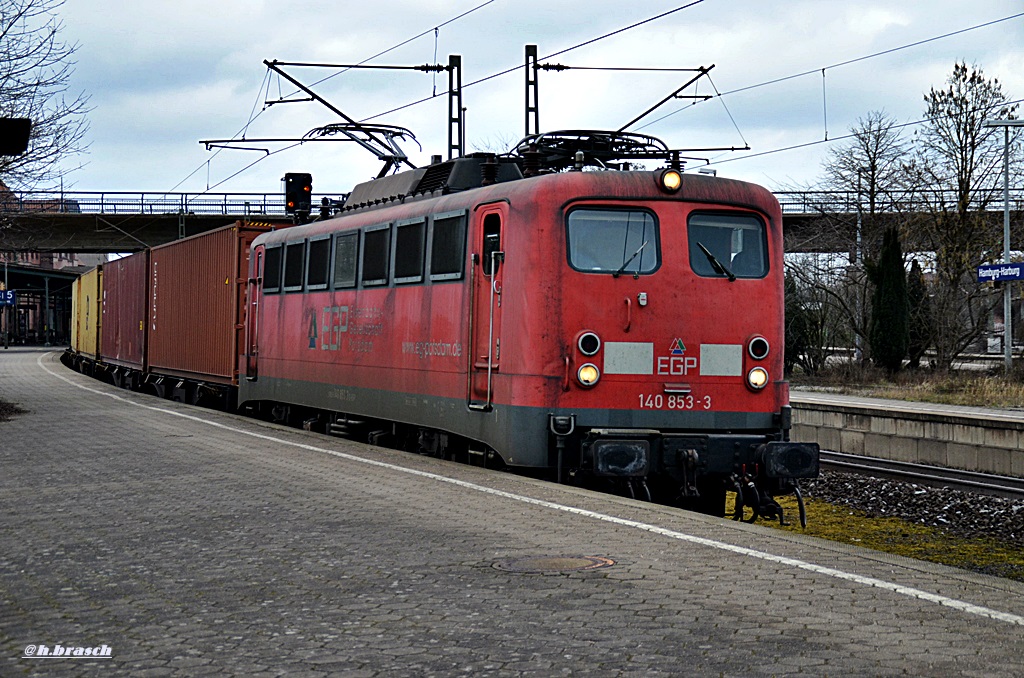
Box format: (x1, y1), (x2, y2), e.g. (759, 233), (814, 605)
(867, 227), (909, 373)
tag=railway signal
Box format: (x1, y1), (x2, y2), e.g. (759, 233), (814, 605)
(283, 172), (312, 216)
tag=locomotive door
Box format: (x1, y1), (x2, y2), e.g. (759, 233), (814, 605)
(244, 247), (264, 380)
(467, 206), (505, 411)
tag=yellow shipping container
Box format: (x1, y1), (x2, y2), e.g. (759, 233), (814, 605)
(71, 266), (102, 359)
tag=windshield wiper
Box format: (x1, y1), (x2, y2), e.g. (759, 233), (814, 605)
(696, 241), (736, 282)
(613, 240), (649, 278)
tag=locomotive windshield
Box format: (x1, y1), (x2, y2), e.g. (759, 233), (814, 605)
(566, 208), (659, 275)
(687, 213), (768, 279)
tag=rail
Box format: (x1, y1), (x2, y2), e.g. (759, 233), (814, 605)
(820, 450), (1024, 501)
(0, 187), (1022, 217)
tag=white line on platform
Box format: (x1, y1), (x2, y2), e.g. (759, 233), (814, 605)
(40, 353), (1024, 627)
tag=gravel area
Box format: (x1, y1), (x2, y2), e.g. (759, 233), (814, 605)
(804, 470), (1024, 546)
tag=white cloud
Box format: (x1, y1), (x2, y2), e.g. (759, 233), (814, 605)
(43, 0), (1024, 194)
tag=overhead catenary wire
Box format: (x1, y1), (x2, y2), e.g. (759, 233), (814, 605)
(187, 5), (1023, 191)
(167, 0), (499, 195)
(193, 1), (711, 192)
(363, 1), (707, 122)
(637, 11), (1024, 132)
(707, 95), (1024, 170)
(626, 10), (1024, 169)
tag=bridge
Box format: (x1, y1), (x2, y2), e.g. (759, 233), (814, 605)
(0, 187), (1022, 252)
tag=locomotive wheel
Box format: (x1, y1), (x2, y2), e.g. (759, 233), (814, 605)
(684, 480), (726, 518)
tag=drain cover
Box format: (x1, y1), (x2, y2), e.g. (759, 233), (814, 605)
(493, 555), (615, 573)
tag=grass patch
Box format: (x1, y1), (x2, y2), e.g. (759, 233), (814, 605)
(729, 493), (1024, 582)
(791, 366), (1024, 409)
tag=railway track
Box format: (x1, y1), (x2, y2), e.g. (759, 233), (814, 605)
(820, 450), (1024, 501)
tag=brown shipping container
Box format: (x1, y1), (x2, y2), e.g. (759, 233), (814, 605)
(101, 250), (148, 369)
(148, 222), (275, 384)
(71, 265), (102, 359)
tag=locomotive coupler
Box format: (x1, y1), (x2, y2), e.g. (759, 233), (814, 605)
(549, 414), (576, 484)
(731, 470), (809, 528)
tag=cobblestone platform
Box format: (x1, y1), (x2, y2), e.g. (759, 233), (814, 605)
(2, 347), (1024, 677)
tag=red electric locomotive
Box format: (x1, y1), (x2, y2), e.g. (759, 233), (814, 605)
(237, 131), (819, 522)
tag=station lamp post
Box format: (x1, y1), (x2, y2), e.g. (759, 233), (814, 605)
(983, 119), (1024, 373)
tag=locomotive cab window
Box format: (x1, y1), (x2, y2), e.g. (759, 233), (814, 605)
(394, 218), (426, 284)
(283, 240), (305, 292)
(333, 232), (359, 289)
(263, 245), (282, 293)
(567, 208), (659, 275)
(306, 236), (331, 290)
(429, 211), (467, 281)
(361, 224), (391, 287)
(688, 213), (768, 279)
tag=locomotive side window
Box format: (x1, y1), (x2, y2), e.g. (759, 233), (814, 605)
(688, 213), (768, 279)
(333, 232), (359, 289)
(429, 211), (467, 281)
(482, 213), (502, 276)
(306, 236), (331, 290)
(361, 224), (391, 287)
(394, 218), (426, 284)
(566, 208), (659, 275)
(263, 245), (282, 293)
(283, 240), (306, 292)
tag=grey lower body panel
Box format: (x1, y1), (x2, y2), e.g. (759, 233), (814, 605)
(240, 376), (780, 470)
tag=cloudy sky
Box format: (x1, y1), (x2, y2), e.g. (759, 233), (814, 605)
(53, 0), (1024, 197)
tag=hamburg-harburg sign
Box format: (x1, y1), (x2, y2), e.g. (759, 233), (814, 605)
(977, 263), (1024, 283)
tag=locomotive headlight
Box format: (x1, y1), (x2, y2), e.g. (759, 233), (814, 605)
(747, 366), (769, 390)
(748, 336), (770, 360)
(578, 331), (601, 356)
(658, 168), (682, 193)
(577, 363), (601, 387)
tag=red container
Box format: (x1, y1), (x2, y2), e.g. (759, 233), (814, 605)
(101, 250), (148, 369)
(147, 222), (275, 385)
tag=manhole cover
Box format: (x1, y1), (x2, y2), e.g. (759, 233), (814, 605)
(492, 555), (615, 573)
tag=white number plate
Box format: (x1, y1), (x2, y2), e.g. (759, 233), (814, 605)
(638, 394), (712, 410)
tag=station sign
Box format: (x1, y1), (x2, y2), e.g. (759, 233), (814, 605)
(977, 263), (1024, 283)
(0, 290), (15, 306)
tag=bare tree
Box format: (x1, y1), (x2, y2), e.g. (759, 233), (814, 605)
(909, 62), (1019, 369)
(0, 0), (89, 188)
(822, 110), (911, 227)
(789, 112), (912, 366)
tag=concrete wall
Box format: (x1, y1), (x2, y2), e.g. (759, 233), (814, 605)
(790, 396), (1024, 479)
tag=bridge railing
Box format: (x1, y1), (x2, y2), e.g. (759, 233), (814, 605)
(1, 187), (1022, 217)
(774, 187), (1024, 215)
(0, 190), (304, 216)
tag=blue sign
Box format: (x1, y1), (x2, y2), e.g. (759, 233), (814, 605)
(977, 263), (1024, 283)
(0, 290), (14, 306)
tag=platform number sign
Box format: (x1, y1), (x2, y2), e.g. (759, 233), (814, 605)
(0, 290), (15, 306)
